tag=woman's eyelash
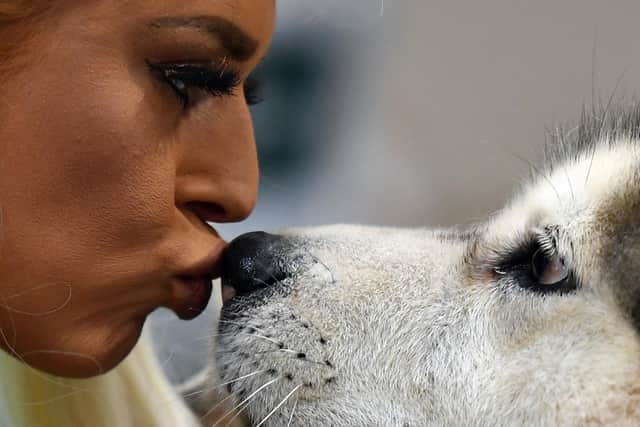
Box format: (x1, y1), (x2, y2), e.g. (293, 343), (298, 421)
(147, 61), (263, 109)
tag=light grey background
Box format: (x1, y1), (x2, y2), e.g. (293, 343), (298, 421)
(149, 0), (640, 383)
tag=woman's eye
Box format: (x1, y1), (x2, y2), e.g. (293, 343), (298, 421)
(243, 73), (264, 106)
(531, 247), (569, 286)
(147, 61), (262, 110)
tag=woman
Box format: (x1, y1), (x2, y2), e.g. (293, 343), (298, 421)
(0, 0), (275, 425)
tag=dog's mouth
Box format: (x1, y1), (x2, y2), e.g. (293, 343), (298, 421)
(214, 307), (339, 425)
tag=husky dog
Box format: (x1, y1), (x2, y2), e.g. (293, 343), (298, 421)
(185, 104), (640, 426)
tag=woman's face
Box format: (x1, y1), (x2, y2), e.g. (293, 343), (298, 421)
(0, 0), (274, 377)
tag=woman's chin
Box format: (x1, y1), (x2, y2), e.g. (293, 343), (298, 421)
(21, 318), (145, 379)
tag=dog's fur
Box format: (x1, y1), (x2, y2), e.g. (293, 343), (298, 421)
(187, 103), (640, 426)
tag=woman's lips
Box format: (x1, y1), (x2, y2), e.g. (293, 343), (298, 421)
(173, 275), (213, 320)
(172, 244), (225, 319)
(178, 247), (224, 279)
(221, 284), (236, 303)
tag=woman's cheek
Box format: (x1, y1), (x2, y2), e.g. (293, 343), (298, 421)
(1, 67), (177, 289)
(55, 72), (177, 241)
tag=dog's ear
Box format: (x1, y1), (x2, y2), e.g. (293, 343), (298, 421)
(177, 367), (249, 427)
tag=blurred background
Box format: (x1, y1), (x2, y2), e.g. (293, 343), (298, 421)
(150, 0), (640, 383)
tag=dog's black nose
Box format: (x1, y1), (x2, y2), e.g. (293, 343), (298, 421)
(221, 231), (290, 298)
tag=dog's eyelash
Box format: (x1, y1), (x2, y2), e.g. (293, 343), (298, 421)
(493, 238), (539, 273)
(537, 225), (560, 252)
(488, 226), (578, 295)
(493, 227), (559, 273)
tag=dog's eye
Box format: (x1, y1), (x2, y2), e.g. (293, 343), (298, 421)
(492, 228), (577, 294)
(531, 248), (568, 286)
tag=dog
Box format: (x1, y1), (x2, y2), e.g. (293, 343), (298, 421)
(182, 103), (640, 426)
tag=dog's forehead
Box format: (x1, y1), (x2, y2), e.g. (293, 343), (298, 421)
(486, 141), (640, 239)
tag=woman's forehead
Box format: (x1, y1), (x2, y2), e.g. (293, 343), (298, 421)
(51, 0), (275, 41)
(33, 0), (276, 71)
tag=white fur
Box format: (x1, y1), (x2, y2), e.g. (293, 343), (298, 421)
(200, 138), (640, 426)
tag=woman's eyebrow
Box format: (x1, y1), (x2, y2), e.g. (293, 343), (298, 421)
(148, 15), (258, 61)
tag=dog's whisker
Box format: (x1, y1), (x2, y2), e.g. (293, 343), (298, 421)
(216, 348), (292, 357)
(193, 333), (228, 342)
(212, 376), (281, 427)
(254, 276), (281, 289)
(279, 354), (327, 366)
(218, 369), (270, 387)
(276, 350), (326, 365)
(218, 346), (328, 367)
(553, 127), (576, 202)
(222, 400), (251, 427)
(279, 348), (303, 355)
(157, 345), (178, 370)
(217, 319), (270, 336)
(287, 397), (299, 427)
(254, 258), (287, 287)
(196, 331), (282, 347)
(244, 332), (283, 346)
(216, 347), (326, 367)
(200, 392), (235, 424)
(564, 166), (575, 201)
(301, 247), (336, 284)
(255, 384), (303, 427)
(182, 369), (269, 399)
(586, 69), (626, 186)
(510, 152), (562, 204)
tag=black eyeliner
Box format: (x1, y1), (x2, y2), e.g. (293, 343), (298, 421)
(146, 60), (263, 109)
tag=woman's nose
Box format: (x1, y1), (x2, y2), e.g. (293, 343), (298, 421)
(176, 167), (258, 223)
(174, 106), (259, 223)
